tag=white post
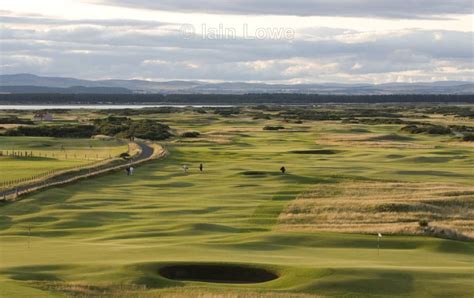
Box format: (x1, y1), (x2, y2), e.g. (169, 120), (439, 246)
(377, 237), (380, 256)
(27, 226), (31, 248)
(377, 233), (382, 256)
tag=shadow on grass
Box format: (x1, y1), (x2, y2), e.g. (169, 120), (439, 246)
(305, 269), (414, 296)
(0, 265), (69, 282)
(397, 170), (466, 177)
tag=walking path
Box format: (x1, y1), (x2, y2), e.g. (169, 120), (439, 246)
(1, 142), (166, 201)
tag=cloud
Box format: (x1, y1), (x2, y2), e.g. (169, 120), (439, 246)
(0, 15), (171, 27)
(98, 0), (474, 19)
(1, 9), (473, 83)
(3, 54), (51, 66)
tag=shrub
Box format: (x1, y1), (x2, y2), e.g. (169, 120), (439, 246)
(94, 116), (172, 140)
(181, 131), (201, 138)
(426, 125), (452, 135)
(0, 116), (34, 125)
(5, 116), (172, 140)
(252, 112), (272, 120)
(5, 125), (96, 138)
(125, 119), (172, 140)
(213, 107), (241, 116)
(419, 218), (429, 228)
(401, 124), (452, 135)
(449, 125), (474, 134)
(462, 134), (474, 142)
(358, 118), (407, 125)
(119, 152), (131, 159)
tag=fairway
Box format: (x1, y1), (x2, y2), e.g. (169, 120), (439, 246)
(1, 107), (473, 297)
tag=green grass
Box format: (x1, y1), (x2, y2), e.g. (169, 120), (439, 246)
(0, 110), (473, 297)
(0, 136), (128, 183)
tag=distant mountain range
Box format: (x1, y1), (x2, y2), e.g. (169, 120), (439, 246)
(1, 73), (473, 95)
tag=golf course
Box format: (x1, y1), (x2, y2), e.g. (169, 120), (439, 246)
(0, 105), (473, 297)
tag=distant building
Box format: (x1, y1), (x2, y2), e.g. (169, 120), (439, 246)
(33, 113), (54, 121)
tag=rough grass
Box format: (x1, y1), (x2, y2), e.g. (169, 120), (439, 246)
(279, 181), (474, 239)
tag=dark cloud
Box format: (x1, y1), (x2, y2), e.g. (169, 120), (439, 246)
(100, 0), (473, 19)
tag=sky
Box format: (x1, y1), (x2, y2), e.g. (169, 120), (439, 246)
(0, 0), (473, 83)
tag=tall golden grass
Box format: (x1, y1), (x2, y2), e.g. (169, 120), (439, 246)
(278, 181), (474, 239)
(32, 281), (318, 298)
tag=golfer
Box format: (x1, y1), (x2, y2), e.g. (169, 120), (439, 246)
(182, 164), (189, 173)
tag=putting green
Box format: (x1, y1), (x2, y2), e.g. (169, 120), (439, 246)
(0, 110), (473, 297)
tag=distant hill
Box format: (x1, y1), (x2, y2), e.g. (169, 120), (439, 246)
(0, 73), (472, 95)
(0, 85), (132, 94)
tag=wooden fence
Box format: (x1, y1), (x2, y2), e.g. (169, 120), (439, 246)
(1, 143), (166, 202)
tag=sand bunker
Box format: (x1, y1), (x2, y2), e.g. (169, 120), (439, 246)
(159, 264), (278, 284)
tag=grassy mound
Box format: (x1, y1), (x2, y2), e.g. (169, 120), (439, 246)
(241, 171), (270, 177)
(386, 154), (405, 159)
(366, 134), (414, 141)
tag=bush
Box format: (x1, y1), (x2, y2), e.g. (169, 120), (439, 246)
(0, 116), (34, 125)
(426, 125), (452, 135)
(449, 125), (474, 134)
(251, 112), (272, 120)
(5, 125), (96, 138)
(419, 219), (429, 228)
(194, 108), (207, 114)
(5, 116), (173, 140)
(181, 131), (201, 138)
(119, 152), (131, 159)
(213, 107), (241, 116)
(125, 119), (172, 140)
(94, 116), (172, 140)
(401, 124), (452, 135)
(358, 118), (408, 125)
(462, 134), (474, 142)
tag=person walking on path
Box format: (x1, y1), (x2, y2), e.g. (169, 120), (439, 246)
(280, 166), (286, 174)
(182, 164), (189, 173)
(126, 166), (131, 176)
(129, 166), (134, 175)
(199, 163), (203, 172)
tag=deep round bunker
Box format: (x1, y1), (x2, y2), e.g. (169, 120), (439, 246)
(159, 264), (278, 284)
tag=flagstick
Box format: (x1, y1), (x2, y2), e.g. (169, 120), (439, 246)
(27, 226), (31, 249)
(377, 236), (380, 256)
